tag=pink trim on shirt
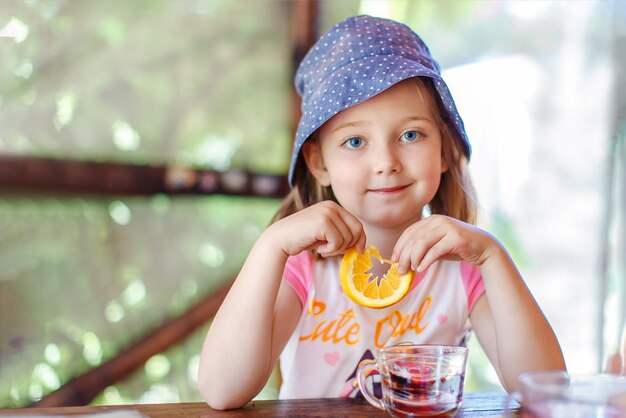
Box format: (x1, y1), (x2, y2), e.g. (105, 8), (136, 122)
(460, 262), (485, 312)
(410, 269), (428, 290)
(283, 251), (314, 307)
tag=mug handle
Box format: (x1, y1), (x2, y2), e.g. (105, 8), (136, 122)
(356, 359), (385, 410)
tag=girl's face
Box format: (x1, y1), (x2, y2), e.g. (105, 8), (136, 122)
(303, 78), (447, 230)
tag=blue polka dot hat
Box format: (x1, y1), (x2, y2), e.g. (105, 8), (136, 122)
(289, 15), (471, 186)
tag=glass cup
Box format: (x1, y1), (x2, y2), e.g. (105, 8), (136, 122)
(356, 344), (468, 418)
(505, 371), (626, 418)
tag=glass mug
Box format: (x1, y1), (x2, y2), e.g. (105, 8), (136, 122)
(505, 371), (626, 418)
(356, 344), (468, 418)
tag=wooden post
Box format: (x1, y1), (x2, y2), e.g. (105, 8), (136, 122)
(31, 279), (234, 407)
(288, 0), (319, 158)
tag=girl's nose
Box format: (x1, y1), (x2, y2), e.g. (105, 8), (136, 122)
(373, 144), (401, 175)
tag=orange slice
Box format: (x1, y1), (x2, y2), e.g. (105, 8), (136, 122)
(339, 246), (414, 308)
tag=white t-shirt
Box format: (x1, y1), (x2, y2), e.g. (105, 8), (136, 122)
(278, 250), (484, 399)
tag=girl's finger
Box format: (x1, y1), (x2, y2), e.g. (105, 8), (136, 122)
(354, 232), (367, 254)
(392, 225), (420, 262)
(416, 235), (457, 272)
(319, 207), (362, 256)
(392, 216), (442, 261)
(337, 210), (366, 252)
(395, 239), (415, 275)
(313, 217), (346, 256)
(395, 224), (446, 274)
(398, 237), (430, 275)
(326, 215), (353, 255)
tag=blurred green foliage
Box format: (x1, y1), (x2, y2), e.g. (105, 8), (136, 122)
(0, 0), (290, 406)
(0, 195), (279, 406)
(0, 0), (291, 173)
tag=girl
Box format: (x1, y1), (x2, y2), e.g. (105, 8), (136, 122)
(198, 15), (565, 410)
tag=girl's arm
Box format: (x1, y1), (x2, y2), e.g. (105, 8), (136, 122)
(392, 215), (566, 392)
(468, 244), (566, 392)
(198, 232), (300, 410)
(198, 201), (365, 410)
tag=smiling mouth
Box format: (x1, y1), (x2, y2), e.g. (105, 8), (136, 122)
(368, 185), (409, 193)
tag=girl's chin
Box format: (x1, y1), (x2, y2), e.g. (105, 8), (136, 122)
(360, 212), (422, 229)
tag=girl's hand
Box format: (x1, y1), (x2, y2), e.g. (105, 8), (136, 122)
(391, 214), (498, 274)
(268, 201), (366, 258)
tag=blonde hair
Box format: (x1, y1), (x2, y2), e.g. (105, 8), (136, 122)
(273, 77), (477, 225)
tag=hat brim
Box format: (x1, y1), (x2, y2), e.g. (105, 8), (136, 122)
(289, 56), (467, 185)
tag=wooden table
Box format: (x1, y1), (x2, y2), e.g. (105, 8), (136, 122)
(0, 392), (518, 417)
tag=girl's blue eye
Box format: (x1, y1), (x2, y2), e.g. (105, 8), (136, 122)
(345, 137), (364, 149)
(402, 130), (420, 142)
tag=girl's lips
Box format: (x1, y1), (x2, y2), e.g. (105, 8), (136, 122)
(368, 185), (409, 193)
